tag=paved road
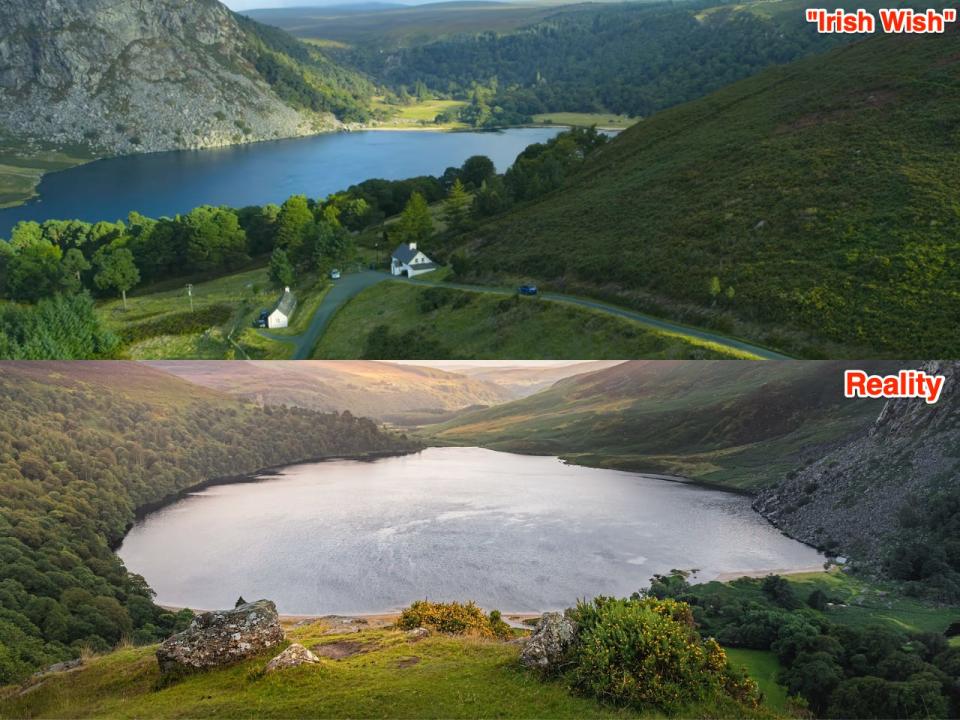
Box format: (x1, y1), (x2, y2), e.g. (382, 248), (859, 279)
(396, 276), (792, 360)
(260, 270), (389, 359)
(264, 271), (791, 360)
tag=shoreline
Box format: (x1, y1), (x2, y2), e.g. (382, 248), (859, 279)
(155, 566), (833, 622)
(110, 447), (423, 551)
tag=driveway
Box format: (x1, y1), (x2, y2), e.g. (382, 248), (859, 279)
(259, 270), (389, 359)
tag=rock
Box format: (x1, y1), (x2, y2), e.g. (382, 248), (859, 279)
(518, 612), (578, 673)
(264, 643), (320, 673)
(0, 0), (338, 157)
(32, 658), (82, 678)
(156, 599), (284, 675)
(405, 627), (431, 640)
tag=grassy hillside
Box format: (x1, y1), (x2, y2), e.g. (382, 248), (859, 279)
(450, 29), (960, 357)
(312, 283), (752, 359)
(0, 613), (769, 720)
(147, 360), (516, 423)
(425, 360), (900, 491)
(4, 571), (955, 719)
(0, 362), (417, 683)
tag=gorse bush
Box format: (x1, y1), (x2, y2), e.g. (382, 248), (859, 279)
(398, 600), (509, 638)
(568, 597), (760, 713)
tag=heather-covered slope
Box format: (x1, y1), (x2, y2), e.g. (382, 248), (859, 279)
(451, 29), (960, 357)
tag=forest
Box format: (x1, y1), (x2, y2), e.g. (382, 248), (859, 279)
(339, 1), (866, 126)
(646, 572), (960, 718)
(0, 363), (419, 683)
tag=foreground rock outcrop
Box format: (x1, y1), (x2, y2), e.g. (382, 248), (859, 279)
(518, 613), (578, 673)
(156, 600), (284, 674)
(0, 0), (336, 155)
(265, 643), (320, 673)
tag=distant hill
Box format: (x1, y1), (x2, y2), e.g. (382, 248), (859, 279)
(0, 0), (374, 158)
(146, 360), (516, 423)
(453, 360), (625, 396)
(426, 360), (901, 491)
(449, 29), (960, 357)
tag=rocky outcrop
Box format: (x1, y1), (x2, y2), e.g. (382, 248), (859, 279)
(264, 643), (320, 673)
(156, 599), (284, 674)
(518, 613), (578, 674)
(753, 361), (960, 566)
(0, 0), (338, 156)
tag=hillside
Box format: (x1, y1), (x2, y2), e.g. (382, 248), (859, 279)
(754, 360), (960, 586)
(454, 360), (624, 397)
(425, 360), (901, 491)
(449, 29), (960, 357)
(0, 0), (374, 161)
(0, 362), (418, 683)
(146, 360), (516, 423)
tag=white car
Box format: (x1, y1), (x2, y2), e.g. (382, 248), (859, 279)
(330, 269), (341, 280)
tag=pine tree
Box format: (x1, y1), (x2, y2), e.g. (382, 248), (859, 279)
(443, 179), (472, 233)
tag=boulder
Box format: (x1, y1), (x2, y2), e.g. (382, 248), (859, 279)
(518, 612), (578, 673)
(264, 643), (320, 673)
(156, 599), (284, 674)
(405, 627), (431, 641)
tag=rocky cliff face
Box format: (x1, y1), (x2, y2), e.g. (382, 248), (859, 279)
(754, 361), (960, 566)
(0, 0), (337, 155)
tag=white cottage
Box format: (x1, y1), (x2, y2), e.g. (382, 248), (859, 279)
(268, 287), (297, 329)
(391, 242), (438, 278)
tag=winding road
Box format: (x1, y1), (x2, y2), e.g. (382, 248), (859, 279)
(262, 270), (791, 360)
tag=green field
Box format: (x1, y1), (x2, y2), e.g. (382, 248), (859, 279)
(97, 266), (320, 360)
(532, 113), (639, 129)
(372, 98), (469, 129)
(725, 650), (789, 714)
(312, 281), (747, 359)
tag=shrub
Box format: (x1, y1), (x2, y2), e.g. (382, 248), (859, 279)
(397, 600), (507, 638)
(568, 597), (759, 713)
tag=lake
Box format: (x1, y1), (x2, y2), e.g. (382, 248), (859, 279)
(117, 447), (823, 615)
(0, 128), (562, 238)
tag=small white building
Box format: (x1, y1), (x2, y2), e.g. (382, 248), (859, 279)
(268, 287), (297, 329)
(391, 242), (438, 278)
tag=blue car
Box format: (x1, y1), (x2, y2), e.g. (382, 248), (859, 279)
(518, 284), (539, 296)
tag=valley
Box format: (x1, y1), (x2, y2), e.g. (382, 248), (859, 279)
(0, 360), (957, 718)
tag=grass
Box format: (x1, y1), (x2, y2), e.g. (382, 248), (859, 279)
(696, 570), (960, 636)
(98, 267), (321, 360)
(0, 144), (91, 210)
(532, 113), (639, 130)
(0, 617), (780, 720)
(454, 30), (960, 357)
(724, 649), (789, 714)
(0, 626), (618, 719)
(373, 98), (469, 129)
(312, 281), (747, 359)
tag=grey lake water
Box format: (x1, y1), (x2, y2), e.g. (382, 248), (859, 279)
(117, 447), (823, 615)
(0, 128), (562, 238)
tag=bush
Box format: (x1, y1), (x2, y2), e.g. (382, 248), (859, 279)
(568, 597), (760, 713)
(118, 304), (233, 344)
(397, 600), (507, 638)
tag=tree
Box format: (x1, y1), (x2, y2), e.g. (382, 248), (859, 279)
(182, 206), (248, 272)
(269, 248), (295, 288)
(4, 238), (63, 302)
(708, 276), (722, 304)
(94, 247), (140, 310)
(275, 195), (313, 255)
(394, 192), (434, 247)
(60, 249), (91, 294)
(443, 179), (472, 234)
(460, 155), (496, 189)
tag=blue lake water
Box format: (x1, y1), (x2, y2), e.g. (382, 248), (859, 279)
(0, 128), (562, 238)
